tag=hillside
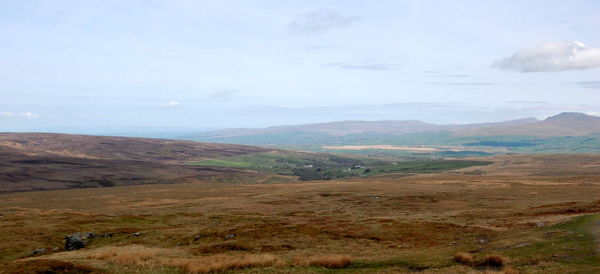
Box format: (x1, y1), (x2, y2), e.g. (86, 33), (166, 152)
(0, 133), (279, 193)
(0, 133), (268, 163)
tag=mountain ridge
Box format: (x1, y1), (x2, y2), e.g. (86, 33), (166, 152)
(192, 112), (600, 147)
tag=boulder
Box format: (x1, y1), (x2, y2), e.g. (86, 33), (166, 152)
(64, 233), (86, 251)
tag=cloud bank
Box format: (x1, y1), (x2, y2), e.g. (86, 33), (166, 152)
(494, 41), (600, 72)
(288, 8), (359, 34)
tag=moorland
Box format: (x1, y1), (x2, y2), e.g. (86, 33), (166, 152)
(1, 133), (600, 273)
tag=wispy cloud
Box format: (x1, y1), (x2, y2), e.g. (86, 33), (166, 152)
(209, 90), (237, 100)
(426, 82), (498, 86)
(287, 8), (359, 34)
(505, 101), (548, 104)
(446, 74), (470, 78)
(160, 101), (180, 107)
(494, 41), (600, 72)
(0, 111), (40, 118)
(303, 45), (338, 50)
(323, 62), (401, 71)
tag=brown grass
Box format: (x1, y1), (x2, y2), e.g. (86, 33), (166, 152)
(167, 254), (283, 273)
(481, 254), (508, 267)
(293, 254), (352, 268)
(453, 252), (474, 265)
(2, 154), (600, 273)
(503, 266), (520, 274)
(83, 245), (184, 267)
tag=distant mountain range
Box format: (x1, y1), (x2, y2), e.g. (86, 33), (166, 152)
(196, 112), (600, 142)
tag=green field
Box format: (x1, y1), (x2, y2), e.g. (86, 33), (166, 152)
(188, 151), (491, 181)
(196, 131), (600, 156)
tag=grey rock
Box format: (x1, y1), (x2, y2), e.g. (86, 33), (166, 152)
(30, 248), (47, 255)
(64, 233), (86, 251)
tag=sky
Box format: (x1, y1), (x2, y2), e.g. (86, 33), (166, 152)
(1, 0), (600, 134)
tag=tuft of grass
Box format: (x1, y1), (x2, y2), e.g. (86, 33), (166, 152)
(481, 254), (508, 267)
(294, 254), (352, 269)
(453, 252), (474, 265)
(167, 254), (283, 273)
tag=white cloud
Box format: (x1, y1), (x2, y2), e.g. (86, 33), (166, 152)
(494, 41), (600, 72)
(287, 8), (359, 34)
(160, 101), (180, 107)
(0, 111), (40, 118)
(19, 112), (40, 118)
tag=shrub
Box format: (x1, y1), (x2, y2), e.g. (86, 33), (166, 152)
(482, 254), (507, 267)
(453, 252), (474, 265)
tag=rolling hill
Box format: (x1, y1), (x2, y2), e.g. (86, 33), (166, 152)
(0, 133), (275, 193)
(191, 113), (600, 154)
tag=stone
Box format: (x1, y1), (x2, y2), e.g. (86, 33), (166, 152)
(30, 248), (47, 255)
(224, 234), (236, 240)
(64, 233), (86, 251)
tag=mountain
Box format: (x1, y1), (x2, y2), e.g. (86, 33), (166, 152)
(455, 112), (600, 137)
(201, 120), (439, 138)
(196, 117), (541, 142)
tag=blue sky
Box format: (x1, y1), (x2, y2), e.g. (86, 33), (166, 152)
(1, 0), (600, 133)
